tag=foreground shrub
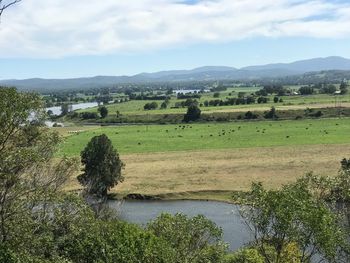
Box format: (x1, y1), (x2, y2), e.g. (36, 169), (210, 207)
(234, 181), (348, 263)
(224, 248), (264, 263)
(147, 213), (227, 263)
(60, 219), (175, 263)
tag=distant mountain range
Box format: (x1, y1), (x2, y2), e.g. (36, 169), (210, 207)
(1, 56), (350, 91)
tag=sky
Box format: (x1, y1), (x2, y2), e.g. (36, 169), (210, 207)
(0, 0), (350, 79)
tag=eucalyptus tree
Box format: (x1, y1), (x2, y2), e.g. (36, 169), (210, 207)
(235, 180), (348, 263)
(0, 87), (80, 259)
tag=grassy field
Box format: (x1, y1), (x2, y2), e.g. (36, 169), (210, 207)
(57, 118), (350, 201)
(64, 144), (350, 201)
(74, 86), (350, 117)
(58, 118), (350, 156)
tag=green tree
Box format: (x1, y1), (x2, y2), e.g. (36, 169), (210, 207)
(60, 219), (176, 263)
(147, 213), (227, 263)
(238, 92), (246, 98)
(0, 87), (79, 260)
(47, 109), (54, 116)
(184, 104), (201, 122)
(234, 181), (347, 263)
(224, 248), (264, 263)
(60, 103), (72, 116)
(213, 92), (220, 98)
(144, 101), (158, 110)
(299, 86), (314, 95)
(340, 81), (348, 95)
(98, 106), (108, 118)
(273, 96), (279, 103)
(78, 134), (124, 198)
(160, 101), (168, 109)
(264, 106), (278, 119)
(321, 84), (337, 94)
(244, 111), (258, 119)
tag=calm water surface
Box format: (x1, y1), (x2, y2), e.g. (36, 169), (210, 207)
(46, 102), (98, 115)
(109, 200), (253, 251)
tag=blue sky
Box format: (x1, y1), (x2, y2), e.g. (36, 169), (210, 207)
(0, 0), (350, 79)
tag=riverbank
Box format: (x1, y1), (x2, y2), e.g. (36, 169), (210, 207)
(109, 190), (238, 204)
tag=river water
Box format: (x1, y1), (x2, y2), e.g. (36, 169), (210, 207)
(46, 102), (98, 116)
(108, 200), (253, 251)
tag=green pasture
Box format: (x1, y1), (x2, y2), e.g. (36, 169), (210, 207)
(58, 118), (350, 157)
(76, 86), (350, 116)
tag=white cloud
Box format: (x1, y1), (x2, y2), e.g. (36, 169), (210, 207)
(0, 0), (349, 58)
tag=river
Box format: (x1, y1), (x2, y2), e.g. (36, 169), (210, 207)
(108, 200), (253, 251)
(46, 102), (98, 116)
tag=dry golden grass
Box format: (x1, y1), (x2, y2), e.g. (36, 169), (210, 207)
(64, 143), (350, 200)
(115, 143), (350, 195)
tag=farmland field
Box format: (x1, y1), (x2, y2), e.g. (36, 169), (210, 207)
(76, 89), (350, 116)
(111, 143), (350, 196)
(58, 117), (350, 200)
(58, 118), (350, 156)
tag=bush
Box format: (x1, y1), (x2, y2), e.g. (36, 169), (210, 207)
(147, 213), (227, 263)
(313, 110), (323, 118)
(213, 92), (220, 98)
(257, 97), (268, 104)
(144, 102), (158, 110)
(224, 248), (264, 263)
(61, 220), (176, 263)
(80, 112), (99, 119)
(264, 106), (278, 119)
(244, 111), (258, 119)
(160, 101), (168, 109)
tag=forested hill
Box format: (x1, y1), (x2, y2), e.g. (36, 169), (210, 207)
(1, 57), (350, 92)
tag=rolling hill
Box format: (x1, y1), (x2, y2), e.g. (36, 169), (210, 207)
(1, 56), (350, 91)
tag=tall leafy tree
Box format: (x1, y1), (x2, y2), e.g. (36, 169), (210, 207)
(235, 181), (348, 263)
(78, 134), (124, 198)
(184, 104), (201, 122)
(340, 81), (348, 95)
(98, 106), (108, 118)
(0, 87), (79, 259)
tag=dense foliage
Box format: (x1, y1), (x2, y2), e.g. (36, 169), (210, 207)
(98, 106), (108, 118)
(144, 101), (159, 110)
(78, 134), (124, 198)
(233, 165), (350, 263)
(184, 104), (201, 122)
(148, 213), (227, 263)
